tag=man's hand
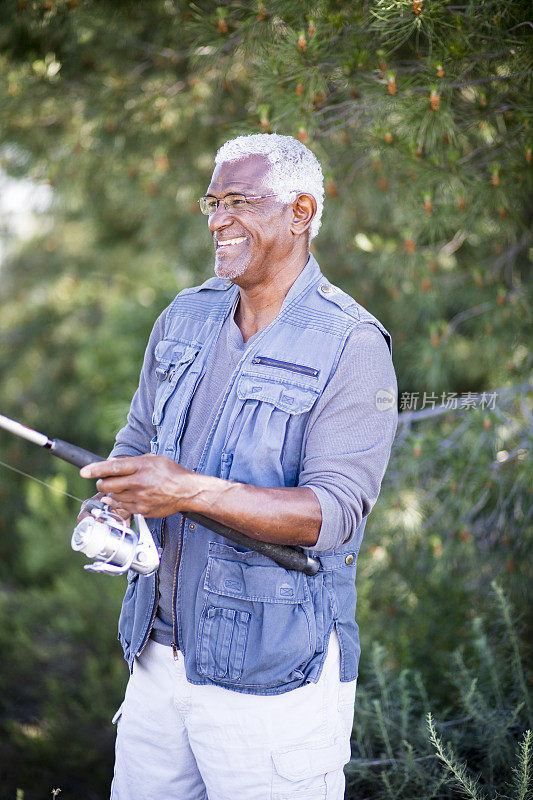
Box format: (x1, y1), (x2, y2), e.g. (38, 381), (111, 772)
(79, 455), (198, 518)
(80, 454), (321, 546)
(77, 492), (132, 525)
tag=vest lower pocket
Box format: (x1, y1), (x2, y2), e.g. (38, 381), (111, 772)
(195, 542), (316, 689)
(198, 606), (251, 682)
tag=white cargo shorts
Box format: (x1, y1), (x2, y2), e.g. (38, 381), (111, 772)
(111, 628), (356, 800)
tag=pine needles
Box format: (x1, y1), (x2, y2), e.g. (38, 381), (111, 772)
(427, 718), (533, 800)
(346, 584), (533, 799)
(510, 730), (532, 800)
(427, 712), (487, 800)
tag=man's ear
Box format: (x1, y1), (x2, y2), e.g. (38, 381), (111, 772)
(290, 193), (317, 237)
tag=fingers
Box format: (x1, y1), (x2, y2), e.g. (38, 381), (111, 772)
(77, 492), (105, 524)
(79, 456), (148, 518)
(95, 474), (139, 494)
(99, 482), (150, 513)
(102, 494), (144, 517)
(78, 492), (132, 523)
(101, 497), (132, 523)
(78, 454), (186, 519)
(80, 457), (139, 480)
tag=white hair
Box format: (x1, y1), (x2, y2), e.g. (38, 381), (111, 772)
(215, 133), (324, 239)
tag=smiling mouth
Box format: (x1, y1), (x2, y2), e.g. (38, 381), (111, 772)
(216, 236), (247, 249)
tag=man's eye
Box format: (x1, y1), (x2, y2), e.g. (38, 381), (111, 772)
(228, 196), (246, 208)
(205, 199), (218, 211)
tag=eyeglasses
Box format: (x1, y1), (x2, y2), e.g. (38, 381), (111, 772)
(198, 193), (277, 215)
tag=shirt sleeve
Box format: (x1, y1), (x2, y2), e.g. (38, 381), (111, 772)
(110, 307), (169, 458)
(298, 322), (398, 551)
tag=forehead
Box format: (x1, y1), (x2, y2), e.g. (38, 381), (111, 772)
(207, 154), (271, 194)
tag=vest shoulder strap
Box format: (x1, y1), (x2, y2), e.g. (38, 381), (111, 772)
(315, 282), (392, 354)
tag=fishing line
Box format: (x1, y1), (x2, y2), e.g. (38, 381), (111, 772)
(0, 415), (321, 576)
(0, 458), (84, 503)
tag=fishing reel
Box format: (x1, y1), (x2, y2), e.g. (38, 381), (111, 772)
(71, 499), (160, 576)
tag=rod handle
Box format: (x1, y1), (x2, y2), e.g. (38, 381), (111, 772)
(185, 513), (320, 576)
(49, 439), (105, 469)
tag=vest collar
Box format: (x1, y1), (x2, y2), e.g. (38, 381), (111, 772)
(279, 253), (322, 311)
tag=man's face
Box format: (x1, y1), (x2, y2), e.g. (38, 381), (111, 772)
(205, 155), (293, 282)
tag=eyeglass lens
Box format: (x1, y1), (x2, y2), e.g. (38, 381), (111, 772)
(199, 194), (247, 215)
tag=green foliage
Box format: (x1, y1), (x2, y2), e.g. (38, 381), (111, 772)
(0, 0), (531, 797)
(427, 713), (489, 800)
(356, 385), (532, 701)
(0, 478), (125, 798)
(346, 585), (533, 799)
(510, 730), (532, 800)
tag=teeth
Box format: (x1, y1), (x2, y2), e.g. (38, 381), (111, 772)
(217, 237), (246, 247)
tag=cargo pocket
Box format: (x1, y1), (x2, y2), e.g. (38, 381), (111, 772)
(337, 678), (357, 739)
(271, 737), (351, 800)
(198, 606), (251, 682)
(152, 339), (200, 427)
(196, 541), (315, 689)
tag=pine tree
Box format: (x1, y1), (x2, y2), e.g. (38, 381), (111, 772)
(189, 0), (532, 394)
(0, 2), (530, 796)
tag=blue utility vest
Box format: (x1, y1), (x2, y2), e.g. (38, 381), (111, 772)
(117, 256), (392, 695)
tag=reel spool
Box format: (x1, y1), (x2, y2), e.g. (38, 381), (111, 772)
(71, 500), (160, 576)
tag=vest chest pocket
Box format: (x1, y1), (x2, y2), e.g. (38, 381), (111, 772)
(196, 542), (316, 689)
(237, 372), (320, 414)
(221, 372), (321, 486)
(152, 339), (200, 426)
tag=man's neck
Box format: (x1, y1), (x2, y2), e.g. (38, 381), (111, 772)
(233, 254), (309, 342)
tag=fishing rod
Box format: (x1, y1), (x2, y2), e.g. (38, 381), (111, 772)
(0, 414), (320, 577)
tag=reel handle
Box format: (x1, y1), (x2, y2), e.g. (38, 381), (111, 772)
(84, 498), (111, 514)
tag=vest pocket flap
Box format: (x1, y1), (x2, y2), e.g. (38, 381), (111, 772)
(154, 339), (200, 373)
(204, 545), (310, 604)
(272, 737), (351, 781)
(237, 372), (320, 414)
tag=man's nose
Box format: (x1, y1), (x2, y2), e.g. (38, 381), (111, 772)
(208, 203), (233, 234)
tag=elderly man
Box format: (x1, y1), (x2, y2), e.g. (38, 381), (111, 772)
(80, 133), (398, 800)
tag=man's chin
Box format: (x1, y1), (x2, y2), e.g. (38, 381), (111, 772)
(214, 256), (249, 280)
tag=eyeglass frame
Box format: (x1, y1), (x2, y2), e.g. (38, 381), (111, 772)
(198, 193), (279, 215)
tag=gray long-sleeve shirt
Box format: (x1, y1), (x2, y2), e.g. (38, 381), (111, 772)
(112, 298), (398, 646)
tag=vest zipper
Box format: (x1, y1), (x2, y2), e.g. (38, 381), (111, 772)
(137, 516), (166, 658)
(251, 356), (319, 378)
(171, 514), (186, 661)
